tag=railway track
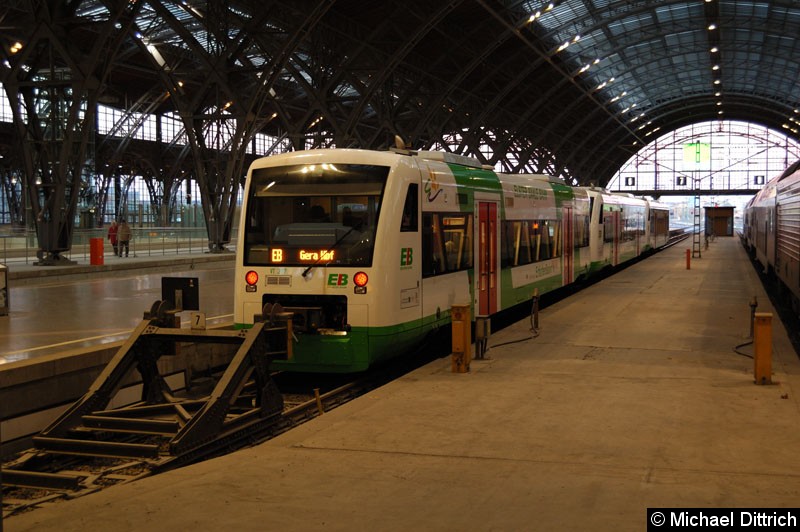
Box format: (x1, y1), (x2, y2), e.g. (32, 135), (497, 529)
(1, 305), (440, 520)
(1, 368), (412, 518)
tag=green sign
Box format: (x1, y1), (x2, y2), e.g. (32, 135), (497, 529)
(683, 142), (710, 164)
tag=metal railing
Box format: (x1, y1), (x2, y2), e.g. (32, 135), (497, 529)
(0, 227), (238, 265)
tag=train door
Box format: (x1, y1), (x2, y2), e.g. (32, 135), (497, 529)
(612, 210), (621, 266)
(398, 183), (421, 323)
(562, 205), (574, 285)
(477, 201), (498, 316)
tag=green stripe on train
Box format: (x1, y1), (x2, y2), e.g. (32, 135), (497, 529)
(235, 316), (450, 373)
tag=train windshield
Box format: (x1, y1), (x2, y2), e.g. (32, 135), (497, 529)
(243, 163), (387, 267)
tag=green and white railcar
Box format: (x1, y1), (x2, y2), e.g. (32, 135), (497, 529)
(646, 200), (671, 251)
(583, 188), (650, 274)
(234, 148), (654, 373)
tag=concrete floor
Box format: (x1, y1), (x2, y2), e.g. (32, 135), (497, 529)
(6, 237), (800, 531)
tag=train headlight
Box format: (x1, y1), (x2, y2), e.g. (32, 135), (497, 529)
(245, 270), (259, 286)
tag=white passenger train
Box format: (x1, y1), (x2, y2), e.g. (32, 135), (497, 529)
(234, 148), (670, 372)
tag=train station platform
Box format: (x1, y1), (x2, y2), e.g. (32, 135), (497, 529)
(4, 248), (234, 287)
(6, 237), (800, 531)
(0, 249), (235, 362)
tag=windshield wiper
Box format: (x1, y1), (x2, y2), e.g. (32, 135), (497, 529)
(301, 221), (363, 278)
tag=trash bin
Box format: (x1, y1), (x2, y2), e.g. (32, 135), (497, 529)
(0, 263), (8, 316)
(90, 237), (104, 266)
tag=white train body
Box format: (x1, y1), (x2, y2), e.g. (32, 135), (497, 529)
(234, 148), (669, 372)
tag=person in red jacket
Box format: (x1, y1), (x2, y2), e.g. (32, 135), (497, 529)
(107, 219), (119, 257)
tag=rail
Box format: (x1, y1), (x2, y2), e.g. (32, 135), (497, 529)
(0, 227), (238, 265)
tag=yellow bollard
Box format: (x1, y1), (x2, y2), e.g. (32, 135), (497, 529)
(753, 312), (773, 385)
(451, 304), (471, 373)
(314, 388), (325, 414)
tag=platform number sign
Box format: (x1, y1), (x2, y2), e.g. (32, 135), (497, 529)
(191, 312), (206, 330)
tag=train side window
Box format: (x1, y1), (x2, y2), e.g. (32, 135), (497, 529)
(441, 214), (473, 271)
(603, 208), (614, 243)
(521, 222), (533, 264)
(501, 221), (512, 267)
(576, 214), (589, 247)
(531, 221), (552, 261)
(401, 184), (418, 232)
(421, 213), (445, 277)
(423, 212), (474, 276)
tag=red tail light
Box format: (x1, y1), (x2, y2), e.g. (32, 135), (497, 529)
(245, 270), (259, 286)
(354, 271), (368, 287)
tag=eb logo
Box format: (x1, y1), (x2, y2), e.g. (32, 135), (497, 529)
(327, 273), (348, 286)
(400, 247), (413, 267)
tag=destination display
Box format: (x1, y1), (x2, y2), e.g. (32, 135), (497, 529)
(268, 248), (335, 263)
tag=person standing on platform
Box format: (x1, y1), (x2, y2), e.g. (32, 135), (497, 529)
(117, 219), (132, 257)
(107, 220), (119, 257)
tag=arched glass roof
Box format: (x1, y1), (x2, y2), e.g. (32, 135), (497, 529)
(609, 120), (800, 194)
(1, 0), (799, 187)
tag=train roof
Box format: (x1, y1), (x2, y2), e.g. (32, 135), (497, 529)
(415, 150), (488, 170)
(779, 159), (800, 180)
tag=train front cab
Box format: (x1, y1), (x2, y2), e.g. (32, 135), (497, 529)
(235, 149), (415, 373)
(584, 188), (645, 271)
(646, 200), (670, 251)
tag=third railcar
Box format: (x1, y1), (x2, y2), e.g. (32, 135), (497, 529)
(234, 148), (671, 372)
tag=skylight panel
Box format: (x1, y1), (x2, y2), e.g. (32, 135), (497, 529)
(536, 1), (587, 31)
(76, 3), (111, 21)
(726, 1), (770, 18)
